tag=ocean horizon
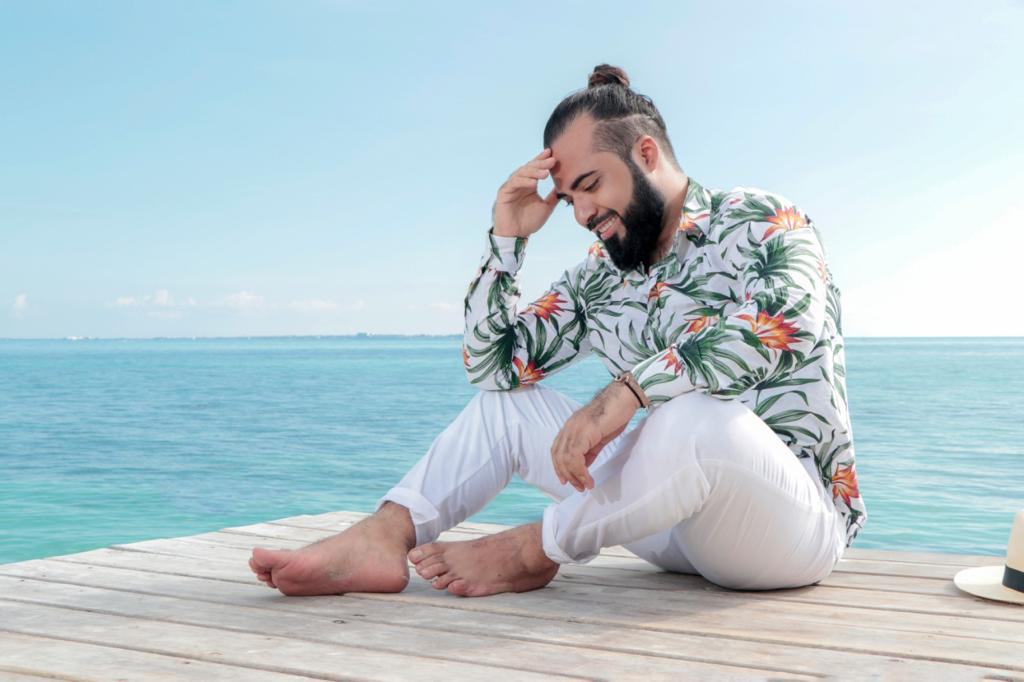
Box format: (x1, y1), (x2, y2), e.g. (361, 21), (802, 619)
(2, 335), (1022, 564)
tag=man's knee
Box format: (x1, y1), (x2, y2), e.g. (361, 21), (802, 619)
(638, 391), (745, 452)
(469, 384), (577, 428)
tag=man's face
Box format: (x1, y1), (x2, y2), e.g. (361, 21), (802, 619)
(550, 115), (667, 271)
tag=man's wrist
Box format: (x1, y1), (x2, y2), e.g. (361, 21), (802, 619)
(613, 371), (651, 409)
(491, 225), (525, 239)
(610, 380), (641, 411)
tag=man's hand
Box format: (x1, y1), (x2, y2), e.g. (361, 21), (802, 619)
(551, 380), (641, 492)
(492, 148), (559, 239)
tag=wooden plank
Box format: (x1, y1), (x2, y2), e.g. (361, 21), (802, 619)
(1, 559), (1016, 680)
(106, 535), (1024, 625)
(91, 525), (1013, 600)
(271, 512), (1005, 568)
(224, 517), (1003, 579)
(7, 510), (1019, 679)
(94, 540), (1015, 634)
(0, 631), (326, 681)
(0, 577), (825, 680)
(357, 587), (1024, 672)
(844, 546), (1004, 566)
(18, 547), (1024, 671)
(0, 600), (583, 682)
(96, 524), (1005, 599)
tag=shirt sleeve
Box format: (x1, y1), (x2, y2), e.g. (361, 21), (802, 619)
(631, 203), (829, 407)
(462, 228), (592, 390)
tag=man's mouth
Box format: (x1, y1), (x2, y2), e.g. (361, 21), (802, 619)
(593, 214), (618, 240)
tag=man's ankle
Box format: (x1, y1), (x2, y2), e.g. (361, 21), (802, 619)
(376, 501), (417, 550)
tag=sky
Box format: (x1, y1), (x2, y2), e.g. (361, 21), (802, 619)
(2, 0), (1022, 338)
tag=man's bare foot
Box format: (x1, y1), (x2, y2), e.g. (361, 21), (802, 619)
(248, 503), (416, 596)
(407, 522), (558, 597)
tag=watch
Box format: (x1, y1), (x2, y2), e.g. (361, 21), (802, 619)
(613, 371), (651, 409)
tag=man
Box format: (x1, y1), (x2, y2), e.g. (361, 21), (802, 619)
(249, 64), (866, 597)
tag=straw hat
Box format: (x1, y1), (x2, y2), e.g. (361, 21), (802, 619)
(953, 509), (1024, 605)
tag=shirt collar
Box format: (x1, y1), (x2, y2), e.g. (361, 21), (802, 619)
(649, 177), (710, 279)
(677, 176), (712, 246)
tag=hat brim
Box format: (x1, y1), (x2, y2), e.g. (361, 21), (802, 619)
(953, 565), (1024, 605)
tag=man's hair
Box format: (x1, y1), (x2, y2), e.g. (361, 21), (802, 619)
(543, 64), (680, 170)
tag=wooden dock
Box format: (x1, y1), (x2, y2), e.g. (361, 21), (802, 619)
(1, 511), (1021, 681)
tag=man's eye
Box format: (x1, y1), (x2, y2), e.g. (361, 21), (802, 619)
(585, 180), (599, 191)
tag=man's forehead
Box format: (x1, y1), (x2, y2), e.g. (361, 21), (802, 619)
(551, 155), (598, 192)
(550, 115), (598, 187)
(551, 147), (614, 197)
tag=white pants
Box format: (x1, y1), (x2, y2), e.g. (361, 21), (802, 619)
(377, 384), (847, 590)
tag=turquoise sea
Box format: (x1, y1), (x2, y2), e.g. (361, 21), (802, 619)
(2, 337), (1022, 564)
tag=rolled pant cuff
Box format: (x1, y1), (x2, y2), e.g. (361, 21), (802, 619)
(542, 503), (598, 565)
(376, 486), (441, 547)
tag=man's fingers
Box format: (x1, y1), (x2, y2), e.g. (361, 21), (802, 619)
(567, 456), (590, 492)
(503, 176), (538, 192)
(555, 446), (587, 492)
(551, 433), (566, 485)
(552, 448), (576, 489)
(514, 167), (549, 181)
(558, 454), (574, 488)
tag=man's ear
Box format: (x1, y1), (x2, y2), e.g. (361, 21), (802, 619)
(634, 135), (660, 172)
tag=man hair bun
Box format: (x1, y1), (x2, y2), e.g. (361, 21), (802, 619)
(587, 64), (630, 89)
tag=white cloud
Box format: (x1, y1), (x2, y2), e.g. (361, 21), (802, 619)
(113, 290), (196, 309)
(12, 293), (27, 316)
(224, 291), (265, 309)
(153, 289), (174, 306)
(289, 298), (341, 313)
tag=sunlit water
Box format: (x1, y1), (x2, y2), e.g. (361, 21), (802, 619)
(2, 336), (1021, 563)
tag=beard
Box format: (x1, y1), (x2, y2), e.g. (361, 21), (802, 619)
(597, 157), (666, 272)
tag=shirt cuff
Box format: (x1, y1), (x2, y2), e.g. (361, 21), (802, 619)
(630, 346), (697, 407)
(486, 227), (527, 273)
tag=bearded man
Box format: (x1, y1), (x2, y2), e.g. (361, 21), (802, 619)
(249, 64), (867, 597)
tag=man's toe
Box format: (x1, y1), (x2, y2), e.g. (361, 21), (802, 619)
(432, 572), (458, 590)
(447, 579), (470, 596)
(409, 542), (443, 564)
(416, 559), (448, 580)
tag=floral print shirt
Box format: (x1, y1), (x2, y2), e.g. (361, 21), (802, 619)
(463, 178), (866, 548)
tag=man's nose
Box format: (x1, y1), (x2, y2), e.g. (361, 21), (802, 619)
(574, 201), (598, 230)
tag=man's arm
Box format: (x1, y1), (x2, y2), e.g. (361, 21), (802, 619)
(461, 148), (591, 390)
(463, 229), (591, 389)
(549, 375), (640, 491)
